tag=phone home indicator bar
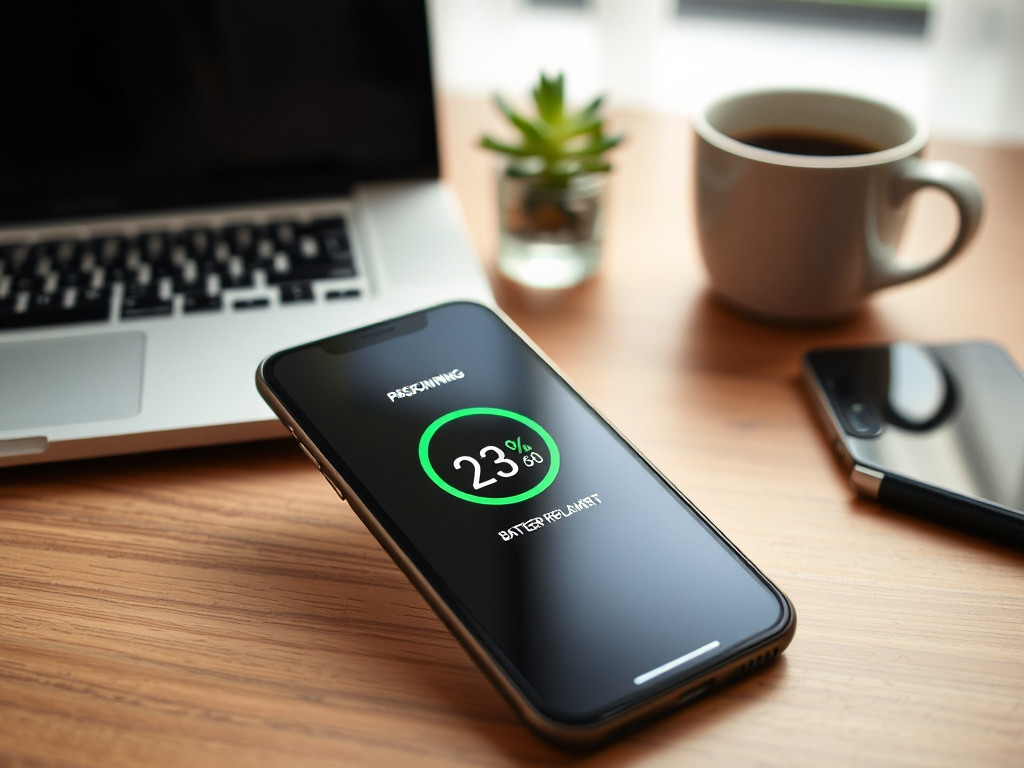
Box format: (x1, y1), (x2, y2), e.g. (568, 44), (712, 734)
(633, 640), (721, 686)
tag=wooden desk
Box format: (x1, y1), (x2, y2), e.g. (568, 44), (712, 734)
(2, 97), (1022, 766)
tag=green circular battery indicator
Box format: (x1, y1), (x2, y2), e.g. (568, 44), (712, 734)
(418, 407), (560, 505)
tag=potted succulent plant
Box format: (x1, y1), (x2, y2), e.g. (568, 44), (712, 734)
(481, 73), (623, 288)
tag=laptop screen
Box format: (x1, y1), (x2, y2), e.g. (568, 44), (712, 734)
(0, 0), (439, 224)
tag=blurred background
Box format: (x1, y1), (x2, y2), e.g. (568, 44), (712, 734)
(429, 0), (1024, 146)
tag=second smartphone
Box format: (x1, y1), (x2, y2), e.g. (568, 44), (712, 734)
(804, 341), (1024, 544)
(257, 302), (795, 745)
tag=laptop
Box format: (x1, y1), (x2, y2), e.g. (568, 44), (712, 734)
(0, 0), (492, 468)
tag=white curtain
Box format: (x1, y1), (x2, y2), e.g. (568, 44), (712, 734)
(929, 0), (1024, 144)
(429, 0), (1024, 145)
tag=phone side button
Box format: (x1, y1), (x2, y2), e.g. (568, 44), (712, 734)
(832, 438), (846, 462)
(322, 472), (347, 501)
(851, 465), (884, 499)
(298, 441), (320, 470)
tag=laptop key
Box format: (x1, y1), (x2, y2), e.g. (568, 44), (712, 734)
(32, 291), (59, 309)
(133, 262), (154, 287)
(0, 287), (110, 329)
(227, 225), (256, 257)
(42, 272), (60, 295)
(185, 229), (213, 258)
(33, 252), (53, 278)
(271, 221), (298, 247)
(88, 267), (107, 291)
(222, 255), (253, 288)
(24, 292), (66, 324)
(255, 237), (275, 264)
(312, 216), (348, 234)
(271, 252), (291, 276)
(325, 288), (361, 300)
(95, 236), (124, 262)
(59, 269), (88, 289)
(2, 244), (30, 275)
(184, 292), (222, 313)
(204, 272), (222, 297)
(222, 273), (254, 289)
(233, 297), (270, 310)
(140, 232), (168, 260)
(92, 237), (126, 279)
(298, 234), (319, 259)
(211, 239), (231, 265)
(269, 261), (356, 283)
(319, 229), (351, 259)
(13, 274), (43, 294)
(279, 282), (314, 303)
(78, 287), (110, 311)
(123, 246), (143, 272)
(79, 249), (97, 273)
(174, 258), (202, 292)
(169, 244), (189, 269)
(122, 286), (172, 318)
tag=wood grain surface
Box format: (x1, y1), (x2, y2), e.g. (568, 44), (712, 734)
(2, 96), (1022, 767)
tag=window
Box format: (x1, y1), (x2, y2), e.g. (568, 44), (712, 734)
(677, 0), (930, 34)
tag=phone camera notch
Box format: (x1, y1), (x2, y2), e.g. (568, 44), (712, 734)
(826, 377), (884, 438)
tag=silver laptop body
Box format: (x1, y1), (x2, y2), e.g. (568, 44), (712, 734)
(0, 1), (492, 468)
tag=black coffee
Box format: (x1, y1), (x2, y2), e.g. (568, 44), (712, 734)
(735, 129), (881, 157)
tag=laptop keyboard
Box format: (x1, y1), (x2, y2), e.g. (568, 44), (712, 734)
(0, 217), (358, 330)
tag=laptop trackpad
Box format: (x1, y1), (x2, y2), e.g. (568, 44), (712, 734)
(0, 332), (145, 432)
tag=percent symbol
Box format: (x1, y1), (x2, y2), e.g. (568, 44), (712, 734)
(504, 436), (533, 454)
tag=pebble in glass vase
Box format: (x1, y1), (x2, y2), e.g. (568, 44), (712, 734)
(481, 73), (623, 289)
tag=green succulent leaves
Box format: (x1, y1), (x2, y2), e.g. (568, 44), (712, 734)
(481, 73), (623, 184)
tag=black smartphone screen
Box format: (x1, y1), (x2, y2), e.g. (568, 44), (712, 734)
(262, 303), (789, 724)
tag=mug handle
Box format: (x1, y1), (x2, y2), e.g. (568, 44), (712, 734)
(867, 159), (984, 291)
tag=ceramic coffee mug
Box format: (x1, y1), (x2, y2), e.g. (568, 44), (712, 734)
(692, 89), (983, 321)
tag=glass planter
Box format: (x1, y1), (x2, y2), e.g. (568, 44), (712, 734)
(497, 172), (606, 289)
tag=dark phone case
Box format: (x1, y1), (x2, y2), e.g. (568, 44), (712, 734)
(878, 474), (1024, 546)
(803, 342), (1024, 548)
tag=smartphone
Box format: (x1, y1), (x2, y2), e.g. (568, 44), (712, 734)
(257, 301), (795, 746)
(803, 341), (1024, 544)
